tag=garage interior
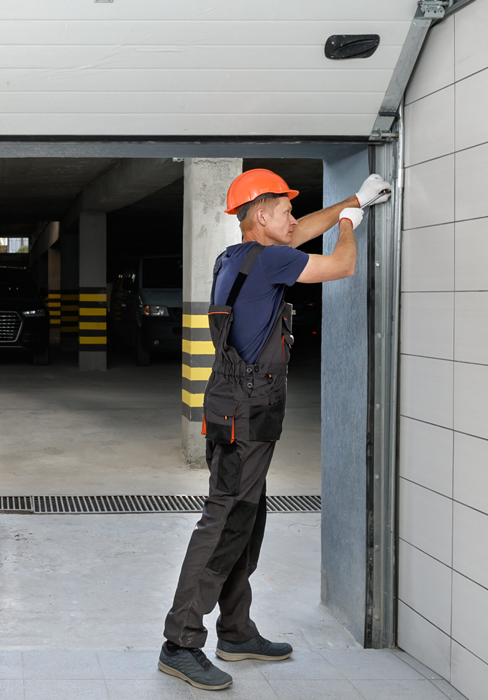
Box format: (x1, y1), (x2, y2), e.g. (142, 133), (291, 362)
(0, 151), (333, 658)
(0, 144), (463, 700)
(0, 154), (323, 492)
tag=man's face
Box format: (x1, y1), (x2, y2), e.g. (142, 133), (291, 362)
(262, 197), (298, 246)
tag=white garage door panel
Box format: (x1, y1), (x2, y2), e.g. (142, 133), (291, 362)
(0, 0), (417, 136)
(0, 91), (384, 116)
(0, 113), (377, 137)
(0, 20), (412, 47)
(0, 1), (417, 22)
(0, 69), (393, 95)
(0, 45), (402, 71)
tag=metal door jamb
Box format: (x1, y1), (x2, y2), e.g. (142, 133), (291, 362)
(365, 106), (404, 648)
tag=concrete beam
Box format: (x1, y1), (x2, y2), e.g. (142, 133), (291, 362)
(62, 158), (183, 228)
(29, 222), (59, 266)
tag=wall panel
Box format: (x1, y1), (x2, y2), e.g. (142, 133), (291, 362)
(399, 9), (488, 698)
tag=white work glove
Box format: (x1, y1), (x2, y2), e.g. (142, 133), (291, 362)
(355, 174), (391, 207)
(339, 207), (364, 230)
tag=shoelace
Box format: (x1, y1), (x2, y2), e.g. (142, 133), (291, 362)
(189, 648), (212, 670)
(255, 635), (268, 651)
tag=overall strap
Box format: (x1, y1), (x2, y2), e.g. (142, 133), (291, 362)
(226, 244), (265, 307)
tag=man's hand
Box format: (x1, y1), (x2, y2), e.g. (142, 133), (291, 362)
(339, 207), (364, 230)
(355, 174), (391, 207)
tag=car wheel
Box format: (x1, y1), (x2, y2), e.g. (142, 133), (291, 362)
(135, 330), (150, 366)
(32, 349), (49, 366)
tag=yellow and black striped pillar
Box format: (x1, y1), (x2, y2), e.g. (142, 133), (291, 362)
(182, 302), (214, 425)
(60, 289), (79, 339)
(79, 288), (107, 351)
(45, 291), (61, 327)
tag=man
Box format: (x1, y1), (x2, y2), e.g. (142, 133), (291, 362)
(159, 169), (391, 691)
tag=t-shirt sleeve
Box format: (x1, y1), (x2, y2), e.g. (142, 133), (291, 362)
(265, 246), (309, 287)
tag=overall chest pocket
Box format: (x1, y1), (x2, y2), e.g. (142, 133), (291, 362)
(202, 396), (238, 444)
(249, 400), (284, 442)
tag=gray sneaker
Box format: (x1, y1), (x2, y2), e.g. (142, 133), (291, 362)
(216, 634), (293, 662)
(159, 642), (233, 691)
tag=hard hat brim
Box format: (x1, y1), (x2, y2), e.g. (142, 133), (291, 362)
(225, 189), (299, 215)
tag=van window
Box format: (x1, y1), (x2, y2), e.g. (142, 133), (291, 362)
(142, 257), (183, 289)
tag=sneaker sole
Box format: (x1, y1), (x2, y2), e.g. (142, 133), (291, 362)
(215, 649), (293, 662)
(158, 660), (233, 690)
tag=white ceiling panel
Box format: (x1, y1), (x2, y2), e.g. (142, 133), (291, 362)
(0, 0), (418, 137)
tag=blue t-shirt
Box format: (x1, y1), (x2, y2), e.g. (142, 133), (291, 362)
(213, 242), (309, 364)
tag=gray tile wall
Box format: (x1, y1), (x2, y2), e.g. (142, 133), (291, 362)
(399, 4), (488, 699)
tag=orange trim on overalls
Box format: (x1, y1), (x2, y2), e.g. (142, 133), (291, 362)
(282, 334), (285, 360)
(208, 311), (230, 315)
(224, 414), (236, 443)
(201, 414), (207, 436)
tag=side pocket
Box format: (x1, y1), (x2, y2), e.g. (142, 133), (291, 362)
(282, 305), (294, 361)
(208, 304), (232, 349)
(249, 400), (284, 442)
(204, 395), (238, 444)
(216, 443), (243, 495)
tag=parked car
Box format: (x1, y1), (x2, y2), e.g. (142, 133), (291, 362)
(0, 266), (50, 365)
(109, 254), (183, 365)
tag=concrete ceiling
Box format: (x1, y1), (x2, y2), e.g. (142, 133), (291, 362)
(0, 158), (118, 236)
(0, 157), (184, 237)
(114, 158), (323, 220)
(0, 157), (323, 239)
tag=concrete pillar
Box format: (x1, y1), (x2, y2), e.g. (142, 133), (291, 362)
(47, 245), (61, 343)
(78, 212), (107, 371)
(60, 224), (79, 352)
(321, 145), (370, 644)
(29, 221), (59, 289)
(182, 158), (242, 465)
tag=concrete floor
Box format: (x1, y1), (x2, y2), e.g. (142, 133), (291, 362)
(0, 346), (466, 699)
(0, 345), (321, 496)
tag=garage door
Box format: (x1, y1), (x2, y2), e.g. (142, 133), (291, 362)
(0, 0), (418, 137)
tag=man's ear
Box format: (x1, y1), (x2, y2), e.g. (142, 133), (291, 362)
(256, 208), (267, 226)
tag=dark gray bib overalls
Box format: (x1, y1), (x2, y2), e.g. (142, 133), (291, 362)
(164, 244), (294, 649)
(203, 243), (294, 444)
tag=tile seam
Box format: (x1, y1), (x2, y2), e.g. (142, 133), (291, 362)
(401, 352), (488, 368)
(399, 414), (488, 444)
(399, 538), (488, 593)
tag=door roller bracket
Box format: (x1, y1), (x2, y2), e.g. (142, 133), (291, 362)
(418, 1), (449, 20)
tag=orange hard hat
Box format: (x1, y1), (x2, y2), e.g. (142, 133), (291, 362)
(225, 169), (299, 216)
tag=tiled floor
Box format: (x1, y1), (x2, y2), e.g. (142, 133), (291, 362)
(0, 512), (468, 700)
(0, 649), (467, 699)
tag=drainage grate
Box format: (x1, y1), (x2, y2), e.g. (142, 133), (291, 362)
(0, 494), (320, 515)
